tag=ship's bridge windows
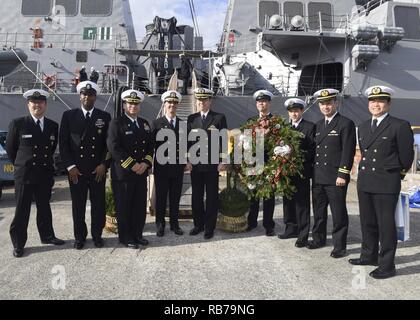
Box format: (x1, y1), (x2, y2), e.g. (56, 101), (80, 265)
(81, 0), (113, 16)
(259, 1), (281, 28)
(394, 6), (420, 40)
(308, 2), (333, 30)
(54, 0), (78, 16)
(284, 1), (304, 24)
(21, 0), (52, 16)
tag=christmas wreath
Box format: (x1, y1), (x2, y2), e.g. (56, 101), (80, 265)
(236, 115), (305, 200)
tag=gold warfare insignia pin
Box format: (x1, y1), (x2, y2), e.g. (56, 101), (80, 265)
(321, 90), (329, 97)
(372, 87), (381, 95)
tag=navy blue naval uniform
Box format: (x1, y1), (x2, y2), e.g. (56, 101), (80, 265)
(59, 107), (111, 244)
(357, 114), (414, 272)
(6, 116), (59, 250)
(187, 110), (228, 235)
(312, 113), (356, 251)
(107, 114), (154, 246)
(282, 118), (316, 242)
(153, 116), (186, 232)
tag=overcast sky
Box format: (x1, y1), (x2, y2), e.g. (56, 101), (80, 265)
(129, 0), (228, 50)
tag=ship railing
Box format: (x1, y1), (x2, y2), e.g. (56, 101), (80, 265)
(0, 73), (130, 94)
(218, 71), (343, 97)
(356, 0), (390, 18)
(0, 32), (130, 50)
(262, 13), (350, 33)
(225, 13), (350, 55)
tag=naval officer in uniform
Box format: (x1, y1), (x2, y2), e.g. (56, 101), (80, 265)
(309, 89), (356, 258)
(59, 81), (111, 250)
(6, 89), (65, 258)
(153, 90), (185, 237)
(186, 88), (228, 240)
(107, 89), (153, 248)
(349, 86), (414, 279)
(246, 90), (277, 236)
(279, 98), (316, 247)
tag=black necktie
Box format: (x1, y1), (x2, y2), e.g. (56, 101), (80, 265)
(325, 119), (330, 127)
(371, 119), (378, 133)
(171, 119), (175, 129)
(36, 119), (42, 132)
(86, 112), (91, 123)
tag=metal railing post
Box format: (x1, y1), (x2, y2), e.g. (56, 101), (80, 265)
(319, 12), (323, 33)
(62, 33), (67, 49)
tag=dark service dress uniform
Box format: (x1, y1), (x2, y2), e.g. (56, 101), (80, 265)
(153, 115), (186, 233)
(59, 106), (111, 244)
(312, 113), (356, 251)
(6, 90), (62, 256)
(355, 86), (414, 277)
(187, 104), (227, 236)
(282, 119), (316, 243)
(107, 114), (154, 246)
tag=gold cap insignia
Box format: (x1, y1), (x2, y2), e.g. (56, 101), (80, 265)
(372, 87), (381, 95)
(321, 90), (329, 97)
(33, 91), (40, 97)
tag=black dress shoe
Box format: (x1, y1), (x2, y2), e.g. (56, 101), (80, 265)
(189, 227), (204, 236)
(348, 258), (378, 266)
(204, 232), (214, 240)
(13, 248), (24, 258)
(74, 241), (85, 250)
(306, 240), (325, 250)
(266, 229), (275, 237)
(156, 226), (165, 237)
(93, 238), (104, 248)
(295, 239), (308, 248)
(126, 243), (139, 249)
(369, 267), (396, 279)
(278, 232), (298, 239)
(330, 250), (346, 258)
(137, 238), (149, 246)
(246, 225), (257, 232)
(41, 237), (65, 245)
(170, 227), (184, 236)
